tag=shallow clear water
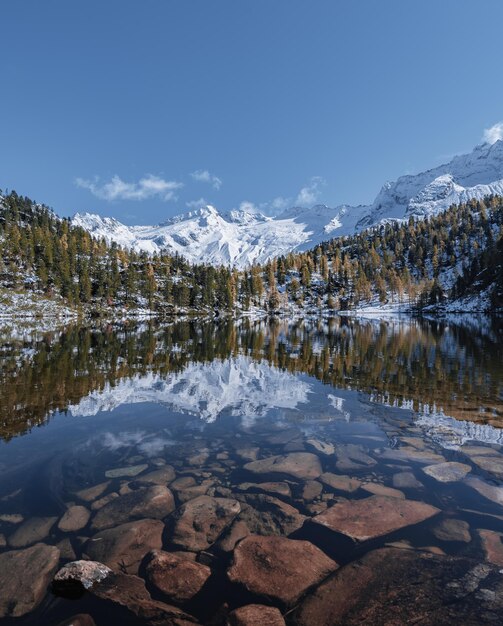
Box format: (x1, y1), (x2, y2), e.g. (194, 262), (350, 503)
(0, 316), (502, 625)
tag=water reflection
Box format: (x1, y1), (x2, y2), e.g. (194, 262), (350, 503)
(0, 316), (502, 442)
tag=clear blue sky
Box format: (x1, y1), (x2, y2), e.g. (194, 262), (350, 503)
(1, 0), (502, 224)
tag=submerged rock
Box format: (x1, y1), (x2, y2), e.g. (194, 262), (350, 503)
(171, 495), (241, 552)
(74, 481), (111, 503)
(144, 550), (212, 604)
(320, 473), (361, 493)
(306, 439), (335, 456)
(58, 506), (91, 532)
(312, 495), (439, 542)
(216, 520), (251, 553)
(237, 494), (306, 536)
(335, 444), (376, 471)
(91, 485), (175, 531)
(53, 560), (112, 595)
(470, 455), (503, 481)
(244, 453), (322, 480)
(238, 482), (292, 498)
(432, 518), (471, 543)
(135, 465), (177, 485)
(0, 543), (60, 617)
(477, 529), (503, 567)
(380, 448), (445, 464)
(301, 480), (323, 501)
(465, 476), (503, 506)
(392, 471), (423, 489)
(88, 571), (198, 625)
(105, 464), (148, 478)
(90, 492), (119, 511)
(291, 547), (503, 626)
(227, 604), (286, 626)
(8, 516), (57, 548)
(0, 513), (24, 524)
(422, 462), (471, 483)
(227, 535), (337, 607)
(361, 483), (405, 499)
(85, 518), (164, 574)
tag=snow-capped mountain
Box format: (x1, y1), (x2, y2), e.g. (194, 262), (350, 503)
(73, 139), (503, 268)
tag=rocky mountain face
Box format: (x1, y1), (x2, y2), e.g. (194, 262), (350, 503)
(73, 139), (503, 268)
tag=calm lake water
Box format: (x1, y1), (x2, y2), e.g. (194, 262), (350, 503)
(0, 316), (503, 625)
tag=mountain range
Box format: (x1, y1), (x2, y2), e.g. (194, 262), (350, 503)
(73, 139), (503, 268)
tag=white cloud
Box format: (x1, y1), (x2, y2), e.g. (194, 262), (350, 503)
(75, 174), (183, 201)
(185, 197), (208, 210)
(295, 176), (326, 206)
(483, 122), (503, 145)
(191, 169), (222, 190)
(238, 200), (259, 213)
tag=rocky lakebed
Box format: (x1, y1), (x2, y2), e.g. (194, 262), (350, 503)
(0, 317), (502, 625)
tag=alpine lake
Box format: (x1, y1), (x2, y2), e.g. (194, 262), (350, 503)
(0, 315), (503, 626)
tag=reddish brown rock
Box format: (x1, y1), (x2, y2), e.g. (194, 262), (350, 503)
(291, 547), (503, 626)
(244, 453), (322, 480)
(144, 550), (211, 604)
(312, 495), (439, 542)
(0, 543), (60, 617)
(465, 476), (503, 506)
(58, 506), (91, 532)
(89, 571), (198, 625)
(422, 461), (471, 483)
(361, 483), (404, 499)
(227, 603), (286, 625)
(91, 485), (175, 531)
(237, 493), (306, 536)
(432, 518), (471, 543)
(8, 516), (57, 548)
(301, 480), (323, 501)
(75, 481), (111, 503)
(320, 473), (361, 493)
(227, 535), (338, 607)
(477, 529), (503, 566)
(238, 482), (291, 498)
(392, 471), (423, 489)
(470, 455), (503, 481)
(172, 495), (241, 552)
(135, 465), (176, 485)
(85, 519), (164, 574)
(216, 520), (251, 553)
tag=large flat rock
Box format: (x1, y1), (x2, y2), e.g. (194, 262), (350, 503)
(227, 535), (338, 607)
(89, 571), (198, 625)
(85, 518), (164, 574)
(171, 495), (241, 552)
(422, 461), (471, 483)
(0, 543), (60, 617)
(312, 495), (439, 542)
(91, 485), (175, 531)
(144, 550), (211, 604)
(8, 516), (57, 548)
(292, 547), (503, 626)
(244, 453), (322, 480)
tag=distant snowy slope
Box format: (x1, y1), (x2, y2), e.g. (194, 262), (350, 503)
(73, 139), (503, 267)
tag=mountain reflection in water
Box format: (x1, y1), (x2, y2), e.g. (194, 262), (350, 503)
(0, 316), (502, 444)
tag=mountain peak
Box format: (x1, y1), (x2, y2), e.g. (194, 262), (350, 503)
(73, 139), (503, 267)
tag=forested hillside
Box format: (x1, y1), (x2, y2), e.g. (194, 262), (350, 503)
(1, 190), (502, 315)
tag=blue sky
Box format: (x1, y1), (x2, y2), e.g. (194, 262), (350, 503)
(1, 0), (503, 225)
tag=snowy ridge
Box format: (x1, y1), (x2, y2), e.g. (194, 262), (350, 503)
(68, 356), (312, 423)
(73, 140), (503, 268)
